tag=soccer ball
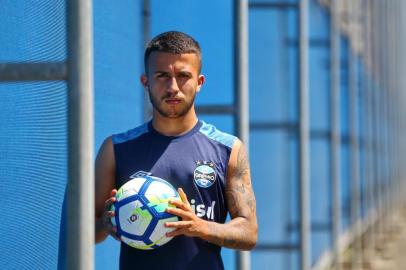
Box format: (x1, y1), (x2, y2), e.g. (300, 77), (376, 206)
(111, 175), (180, 250)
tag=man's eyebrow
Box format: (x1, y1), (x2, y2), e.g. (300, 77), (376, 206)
(154, 71), (169, 75)
(177, 70), (192, 75)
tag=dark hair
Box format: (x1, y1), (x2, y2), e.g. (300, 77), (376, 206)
(144, 31), (202, 73)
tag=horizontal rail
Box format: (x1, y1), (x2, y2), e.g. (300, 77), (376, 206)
(249, 2), (298, 9)
(254, 242), (300, 251)
(0, 62), (67, 81)
(195, 104), (236, 114)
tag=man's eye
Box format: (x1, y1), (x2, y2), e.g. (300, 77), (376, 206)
(178, 73), (190, 79)
(157, 74), (169, 79)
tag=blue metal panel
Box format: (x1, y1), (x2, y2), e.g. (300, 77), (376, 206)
(93, 1), (143, 270)
(0, 82), (68, 269)
(308, 0), (331, 263)
(0, 1), (67, 269)
(249, 2), (299, 269)
(150, 0), (234, 106)
(0, 1), (66, 62)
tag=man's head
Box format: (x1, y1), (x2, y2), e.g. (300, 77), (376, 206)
(144, 31), (202, 74)
(141, 31), (205, 119)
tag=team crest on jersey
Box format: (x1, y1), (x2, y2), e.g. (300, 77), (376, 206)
(194, 161), (216, 188)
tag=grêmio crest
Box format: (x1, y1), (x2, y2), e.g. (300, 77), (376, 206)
(194, 160), (216, 188)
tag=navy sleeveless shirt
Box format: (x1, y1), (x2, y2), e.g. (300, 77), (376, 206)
(112, 120), (237, 270)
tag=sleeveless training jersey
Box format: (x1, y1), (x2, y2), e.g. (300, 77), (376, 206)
(112, 120), (237, 270)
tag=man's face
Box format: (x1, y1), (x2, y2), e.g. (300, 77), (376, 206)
(141, 52), (204, 119)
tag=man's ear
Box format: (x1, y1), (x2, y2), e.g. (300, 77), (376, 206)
(140, 74), (148, 89)
(196, 74), (205, 93)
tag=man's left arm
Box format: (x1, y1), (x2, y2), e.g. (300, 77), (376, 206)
(165, 139), (258, 250)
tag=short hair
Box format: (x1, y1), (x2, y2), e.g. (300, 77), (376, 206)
(144, 31), (202, 73)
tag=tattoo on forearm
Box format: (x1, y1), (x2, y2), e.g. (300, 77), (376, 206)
(226, 187), (256, 216)
(207, 222), (241, 249)
(211, 143), (257, 250)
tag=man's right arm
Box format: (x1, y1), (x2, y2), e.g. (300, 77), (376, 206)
(95, 137), (117, 243)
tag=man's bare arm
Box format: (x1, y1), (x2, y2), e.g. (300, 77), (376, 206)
(95, 137), (117, 243)
(205, 140), (257, 249)
(166, 139), (258, 250)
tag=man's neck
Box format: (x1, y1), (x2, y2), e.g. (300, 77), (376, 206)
(151, 111), (198, 137)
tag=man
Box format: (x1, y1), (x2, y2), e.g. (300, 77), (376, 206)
(95, 31), (257, 270)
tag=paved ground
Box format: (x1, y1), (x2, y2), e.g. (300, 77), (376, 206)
(394, 224), (406, 269)
(326, 207), (406, 270)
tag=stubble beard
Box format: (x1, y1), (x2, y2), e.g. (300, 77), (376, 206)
(148, 87), (196, 118)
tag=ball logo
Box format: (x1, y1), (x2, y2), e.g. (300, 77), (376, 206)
(194, 161), (216, 188)
(127, 214), (138, 224)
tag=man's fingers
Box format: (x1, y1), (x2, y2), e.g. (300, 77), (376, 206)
(165, 228), (184, 238)
(165, 221), (192, 238)
(165, 220), (191, 228)
(166, 206), (194, 219)
(104, 196), (116, 210)
(111, 226), (121, 241)
(104, 189), (118, 211)
(178, 188), (190, 206)
(168, 198), (191, 212)
(104, 210), (115, 218)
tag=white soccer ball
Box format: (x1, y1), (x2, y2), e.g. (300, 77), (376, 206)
(110, 175), (180, 250)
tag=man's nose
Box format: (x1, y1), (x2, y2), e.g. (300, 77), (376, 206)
(167, 77), (180, 93)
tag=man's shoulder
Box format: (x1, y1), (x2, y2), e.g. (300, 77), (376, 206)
(111, 122), (149, 145)
(198, 121), (238, 149)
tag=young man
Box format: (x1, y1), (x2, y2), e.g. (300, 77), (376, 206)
(95, 31), (257, 270)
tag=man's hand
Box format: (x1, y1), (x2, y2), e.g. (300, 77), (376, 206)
(98, 189), (121, 241)
(164, 188), (208, 238)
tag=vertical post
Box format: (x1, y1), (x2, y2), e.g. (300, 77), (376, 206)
(379, 1), (388, 229)
(369, 0), (380, 241)
(373, 0), (383, 237)
(349, 48), (362, 268)
(363, 0), (376, 254)
(393, 0), (401, 212)
(382, 2), (395, 230)
(234, 0), (250, 270)
(394, 0), (402, 212)
(66, 0), (94, 269)
(330, 1), (341, 269)
(299, 0), (310, 269)
(142, 0), (152, 121)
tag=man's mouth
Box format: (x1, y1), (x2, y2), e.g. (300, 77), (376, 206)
(164, 98), (182, 104)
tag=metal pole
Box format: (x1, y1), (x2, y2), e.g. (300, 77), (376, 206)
(393, 0), (399, 211)
(299, 0), (310, 269)
(398, 1), (406, 210)
(373, 0), (383, 239)
(369, 1), (381, 244)
(234, 0), (250, 269)
(363, 0), (376, 258)
(393, 0), (401, 211)
(382, 1), (392, 229)
(365, 70), (376, 257)
(361, 0), (368, 235)
(142, 0), (152, 121)
(66, 0), (94, 269)
(394, 0), (402, 212)
(380, 1), (389, 230)
(349, 47), (361, 269)
(329, 1), (341, 268)
(402, 1), (406, 210)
